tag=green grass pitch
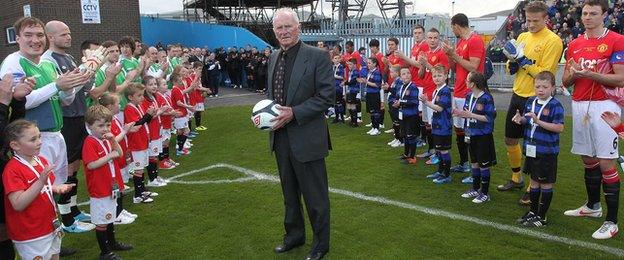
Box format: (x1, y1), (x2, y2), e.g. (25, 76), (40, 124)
(62, 104), (624, 259)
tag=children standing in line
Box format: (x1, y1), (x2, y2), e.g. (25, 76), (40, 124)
(513, 71), (564, 226)
(141, 76), (170, 188)
(420, 65), (453, 184)
(83, 105), (134, 259)
(171, 66), (196, 155)
(332, 54), (346, 123)
(454, 72), (497, 204)
(97, 93), (138, 225)
(156, 78), (179, 169)
(384, 65), (403, 148)
(395, 67), (420, 165)
(123, 83), (159, 204)
(362, 58), (383, 135)
(345, 58), (361, 127)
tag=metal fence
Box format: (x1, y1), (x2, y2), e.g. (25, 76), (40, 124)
(486, 62), (566, 88)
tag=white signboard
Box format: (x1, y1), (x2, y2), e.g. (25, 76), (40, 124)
(81, 0), (101, 24)
(23, 5), (31, 17)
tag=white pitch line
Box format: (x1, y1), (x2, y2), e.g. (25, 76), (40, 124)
(77, 163), (624, 257)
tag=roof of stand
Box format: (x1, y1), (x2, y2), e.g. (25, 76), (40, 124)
(185, 0), (311, 8)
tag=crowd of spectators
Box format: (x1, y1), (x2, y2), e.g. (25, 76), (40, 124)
(489, 0), (623, 63)
(506, 0), (623, 47)
(155, 43), (273, 95)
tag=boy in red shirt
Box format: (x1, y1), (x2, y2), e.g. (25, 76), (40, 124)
(141, 76), (170, 187)
(123, 83), (158, 203)
(98, 93), (138, 225)
(156, 78), (179, 169)
(3, 120), (73, 260)
(171, 66), (196, 155)
(83, 105), (133, 259)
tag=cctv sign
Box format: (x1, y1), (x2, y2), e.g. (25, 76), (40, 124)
(81, 0), (101, 24)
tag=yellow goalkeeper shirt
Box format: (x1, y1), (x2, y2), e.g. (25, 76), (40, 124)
(508, 27), (563, 97)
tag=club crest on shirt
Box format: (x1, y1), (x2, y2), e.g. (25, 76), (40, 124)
(476, 103), (484, 111)
(542, 108), (550, 116)
(533, 45), (543, 54)
(597, 43), (609, 53)
(431, 56), (437, 63)
(106, 213), (113, 220)
(34, 256), (43, 260)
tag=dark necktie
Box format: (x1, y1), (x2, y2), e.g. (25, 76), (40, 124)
(273, 52), (286, 105)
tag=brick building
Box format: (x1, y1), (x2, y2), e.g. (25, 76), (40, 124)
(0, 0), (141, 60)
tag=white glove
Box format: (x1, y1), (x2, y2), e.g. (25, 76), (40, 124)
(80, 46), (107, 72)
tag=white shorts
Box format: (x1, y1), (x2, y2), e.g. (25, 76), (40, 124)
(131, 150), (148, 170)
(39, 131), (68, 185)
(452, 97), (466, 129)
(14, 231), (62, 260)
(571, 100), (620, 159)
(422, 106), (433, 124)
(417, 87), (424, 112)
(161, 128), (172, 142)
(195, 103), (205, 111)
(149, 139), (163, 157)
(90, 197), (117, 225)
(115, 112), (124, 125)
(174, 117), (189, 130)
(120, 166), (131, 183)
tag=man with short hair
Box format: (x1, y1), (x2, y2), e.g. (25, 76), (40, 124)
(562, 0), (624, 239)
(497, 1), (563, 206)
(417, 28), (450, 164)
(268, 7), (333, 260)
(42, 20), (101, 233)
(442, 13), (486, 180)
(0, 16), (93, 257)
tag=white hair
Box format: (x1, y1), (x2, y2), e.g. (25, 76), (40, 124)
(273, 8), (300, 25)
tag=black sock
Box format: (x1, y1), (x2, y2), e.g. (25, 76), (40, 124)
(529, 187), (541, 214)
(163, 145), (170, 159)
(177, 135), (187, 151)
(147, 161), (158, 182)
(427, 129), (433, 151)
(539, 188), (553, 219)
(457, 134), (468, 165)
(158, 152), (165, 161)
(96, 229), (110, 255)
(440, 153), (451, 177)
(195, 111), (202, 127)
(603, 179), (620, 224)
(408, 143), (416, 158)
(188, 120), (194, 131)
(57, 180), (73, 226)
(0, 239), (15, 260)
(472, 168), (481, 191)
(584, 165), (602, 208)
(69, 173), (80, 216)
(116, 196), (123, 217)
(481, 168), (491, 195)
(106, 223), (117, 246)
(133, 176), (143, 197)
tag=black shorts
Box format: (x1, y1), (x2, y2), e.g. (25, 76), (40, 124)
(432, 134), (452, 151)
(346, 92), (359, 104)
(524, 154), (558, 184)
(469, 134), (497, 168)
(401, 115), (419, 137)
(366, 92), (381, 113)
(505, 93), (529, 139)
(61, 116), (88, 163)
(335, 91), (344, 103)
(389, 106), (399, 123)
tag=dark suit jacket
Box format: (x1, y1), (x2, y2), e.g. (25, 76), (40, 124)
(268, 42), (334, 163)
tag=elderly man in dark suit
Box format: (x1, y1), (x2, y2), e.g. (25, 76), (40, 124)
(267, 7), (334, 260)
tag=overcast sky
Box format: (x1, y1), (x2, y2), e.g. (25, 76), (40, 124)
(139, 0), (521, 18)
